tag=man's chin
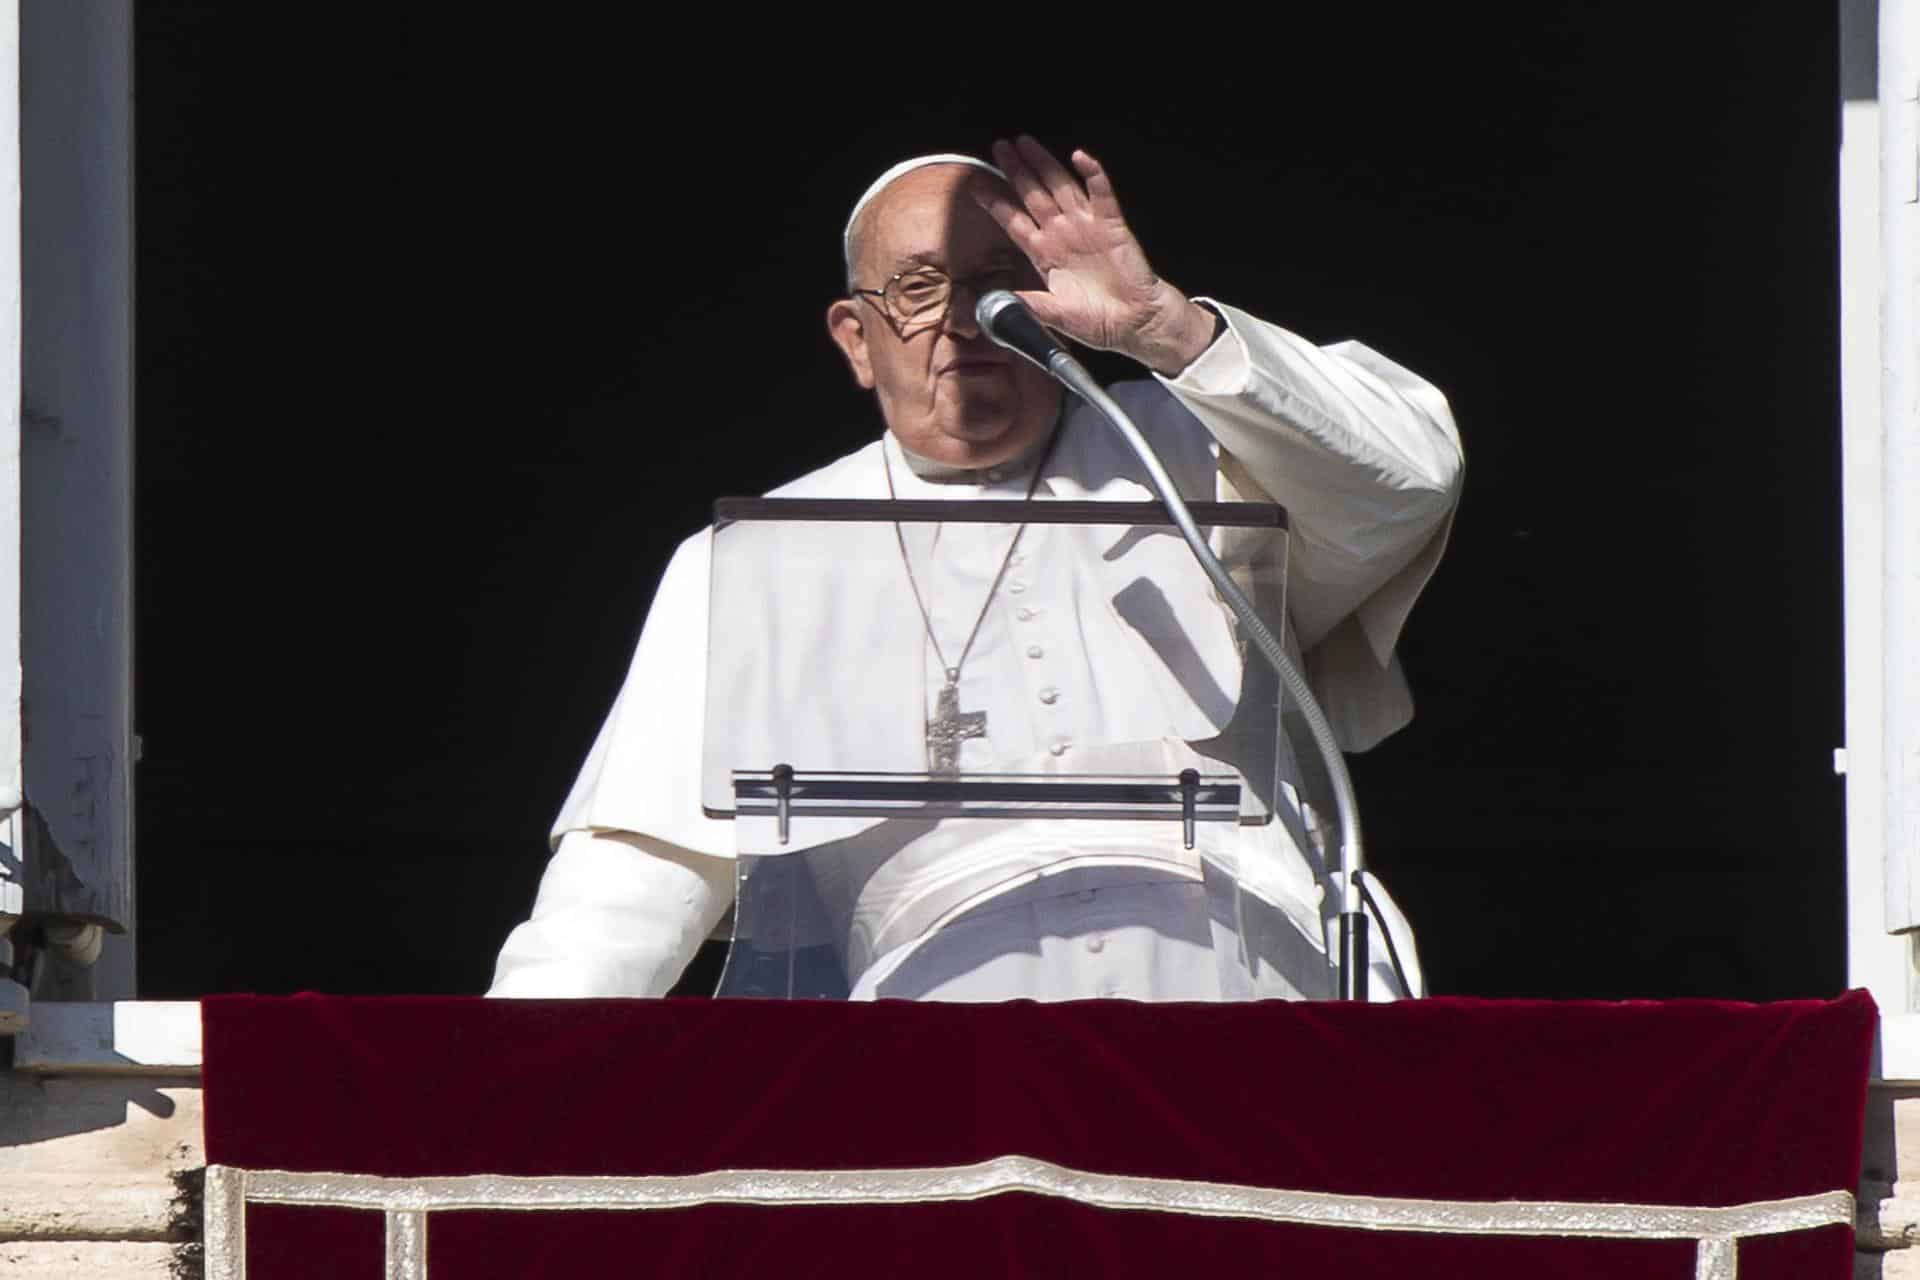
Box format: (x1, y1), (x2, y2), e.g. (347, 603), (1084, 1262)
(943, 416), (1018, 447)
(931, 415), (1052, 469)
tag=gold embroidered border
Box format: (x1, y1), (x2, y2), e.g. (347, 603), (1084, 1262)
(203, 1156), (1851, 1280)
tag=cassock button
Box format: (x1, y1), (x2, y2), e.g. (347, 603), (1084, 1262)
(1016, 606), (1036, 621)
(1027, 645), (1045, 659)
(1086, 935), (1106, 954)
(1008, 581), (1027, 594)
(1037, 687), (1059, 705)
(1009, 552), (1026, 566)
(1050, 739), (1071, 756)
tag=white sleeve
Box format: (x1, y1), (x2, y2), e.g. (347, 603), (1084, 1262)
(1155, 301), (1465, 751)
(1159, 299), (1463, 654)
(486, 829), (736, 998)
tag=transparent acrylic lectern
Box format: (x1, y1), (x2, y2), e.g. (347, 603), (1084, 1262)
(704, 495), (1342, 1001)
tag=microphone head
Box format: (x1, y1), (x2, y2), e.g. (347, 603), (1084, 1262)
(975, 288), (1024, 333)
(975, 289), (1062, 373)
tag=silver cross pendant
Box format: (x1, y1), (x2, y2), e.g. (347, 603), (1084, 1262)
(926, 673), (987, 775)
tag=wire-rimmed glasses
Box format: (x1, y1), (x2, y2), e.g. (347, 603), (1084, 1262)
(851, 265), (1028, 337)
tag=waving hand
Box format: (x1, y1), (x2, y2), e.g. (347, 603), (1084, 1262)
(973, 136), (1220, 377)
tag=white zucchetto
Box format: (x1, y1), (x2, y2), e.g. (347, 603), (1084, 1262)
(842, 153), (1007, 272)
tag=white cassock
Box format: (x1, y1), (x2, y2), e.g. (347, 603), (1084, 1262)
(488, 300), (1463, 1002)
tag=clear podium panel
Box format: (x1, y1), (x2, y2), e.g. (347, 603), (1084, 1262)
(703, 496), (1334, 1001)
(703, 498), (1292, 827)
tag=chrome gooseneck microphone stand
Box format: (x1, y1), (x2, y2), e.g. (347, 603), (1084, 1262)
(977, 291), (1372, 1000)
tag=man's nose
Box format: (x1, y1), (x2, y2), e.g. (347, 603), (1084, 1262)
(942, 284), (984, 337)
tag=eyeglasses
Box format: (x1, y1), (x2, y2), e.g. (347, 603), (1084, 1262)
(851, 264), (1030, 336)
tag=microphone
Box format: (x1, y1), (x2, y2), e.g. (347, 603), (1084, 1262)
(976, 290), (1072, 375)
(978, 292), (1376, 999)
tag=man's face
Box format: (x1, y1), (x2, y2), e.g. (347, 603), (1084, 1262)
(828, 166), (1062, 470)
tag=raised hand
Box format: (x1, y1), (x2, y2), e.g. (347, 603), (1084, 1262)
(973, 136), (1220, 377)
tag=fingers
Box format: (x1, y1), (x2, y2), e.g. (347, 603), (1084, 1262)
(1013, 135), (1084, 211)
(992, 134), (1092, 222)
(992, 137), (1061, 226)
(969, 181), (1045, 259)
(1072, 149), (1123, 223)
(992, 137), (1128, 229)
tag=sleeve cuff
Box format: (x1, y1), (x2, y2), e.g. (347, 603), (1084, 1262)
(1156, 297), (1254, 396)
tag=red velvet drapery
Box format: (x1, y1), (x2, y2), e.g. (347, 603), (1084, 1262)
(202, 992), (1874, 1277)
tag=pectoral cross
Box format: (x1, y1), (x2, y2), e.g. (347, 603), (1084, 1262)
(926, 671), (987, 775)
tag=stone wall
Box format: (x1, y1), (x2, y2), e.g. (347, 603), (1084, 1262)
(1859, 1084), (1920, 1276)
(1, 1003), (201, 1278)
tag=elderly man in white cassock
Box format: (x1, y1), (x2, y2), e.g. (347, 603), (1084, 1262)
(489, 137), (1463, 1003)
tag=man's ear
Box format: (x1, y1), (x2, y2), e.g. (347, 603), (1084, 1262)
(826, 299), (875, 390)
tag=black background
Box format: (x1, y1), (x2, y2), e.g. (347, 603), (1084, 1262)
(132, 9), (1846, 1000)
